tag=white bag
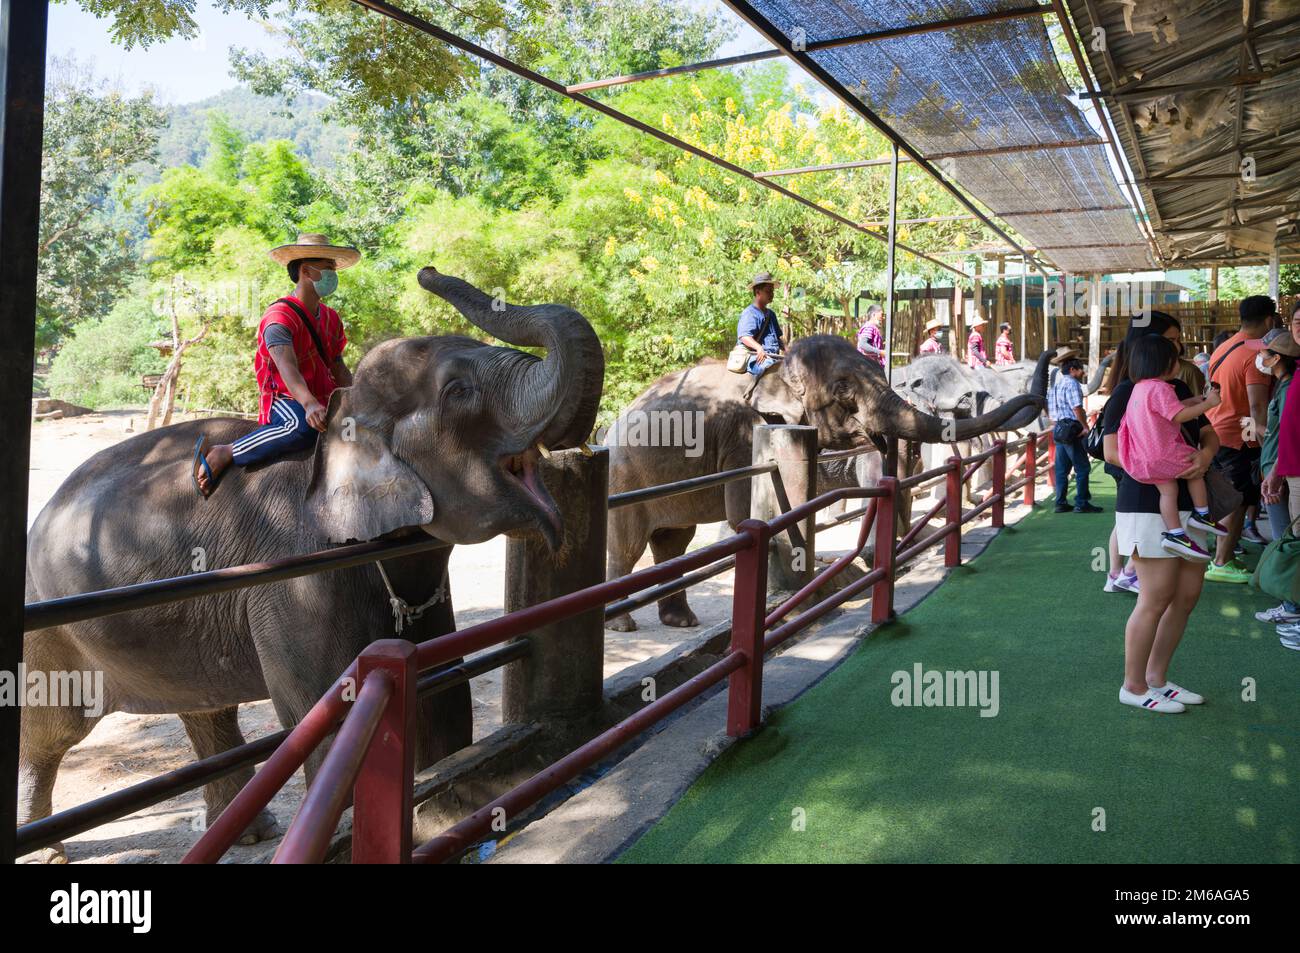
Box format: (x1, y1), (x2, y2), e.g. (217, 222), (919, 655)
(726, 344), (752, 374)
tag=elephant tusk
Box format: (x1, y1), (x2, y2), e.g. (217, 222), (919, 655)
(536, 442), (552, 460)
(578, 442), (593, 456)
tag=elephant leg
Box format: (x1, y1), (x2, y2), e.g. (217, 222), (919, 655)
(650, 527), (700, 628)
(411, 595), (472, 770)
(17, 701), (97, 864)
(179, 707), (279, 846)
(606, 508), (649, 632)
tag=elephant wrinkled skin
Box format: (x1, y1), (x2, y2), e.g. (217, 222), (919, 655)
(19, 270), (603, 862)
(604, 334), (1045, 631)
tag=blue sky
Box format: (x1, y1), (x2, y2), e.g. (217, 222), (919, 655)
(48, 1), (292, 104)
(47, 0), (764, 105)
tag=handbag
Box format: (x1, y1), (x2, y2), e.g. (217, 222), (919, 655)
(1250, 513), (1300, 603)
(1052, 418), (1082, 444)
(727, 310), (775, 374)
(1086, 424), (1105, 461)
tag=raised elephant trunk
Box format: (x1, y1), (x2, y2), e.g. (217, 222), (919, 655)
(875, 384), (1044, 443)
(418, 268), (605, 450)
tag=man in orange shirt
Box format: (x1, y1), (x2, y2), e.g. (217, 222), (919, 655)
(1203, 295), (1275, 582)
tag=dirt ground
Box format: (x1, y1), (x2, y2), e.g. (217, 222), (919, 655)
(28, 409), (879, 863)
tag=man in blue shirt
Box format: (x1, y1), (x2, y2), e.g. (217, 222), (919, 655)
(1047, 349), (1101, 513)
(737, 272), (786, 393)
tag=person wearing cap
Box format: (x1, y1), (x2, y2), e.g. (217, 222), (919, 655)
(994, 323), (1015, 366)
(966, 315), (990, 369)
(192, 233), (358, 496)
(736, 271), (786, 384)
(1254, 323), (1300, 627)
(919, 317), (945, 355)
(1203, 294), (1274, 583)
(1047, 345), (1101, 514)
(855, 303), (885, 366)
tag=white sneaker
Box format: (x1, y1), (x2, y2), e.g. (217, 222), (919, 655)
(1256, 603), (1300, 624)
(1103, 573), (1121, 593)
(1281, 632), (1300, 651)
(1113, 571), (1140, 594)
(1148, 681), (1203, 705)
(1119, 686), (1186, 713)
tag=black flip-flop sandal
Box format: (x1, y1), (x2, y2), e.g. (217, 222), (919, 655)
(191, 435), (218, 498)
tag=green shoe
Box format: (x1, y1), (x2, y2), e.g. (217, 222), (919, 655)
(1205, 561), (1251, 584)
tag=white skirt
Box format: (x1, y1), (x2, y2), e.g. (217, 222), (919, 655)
(1115, 510), (1209, 559)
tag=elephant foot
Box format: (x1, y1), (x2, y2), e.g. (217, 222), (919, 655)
(19, 844), (68, 864)
(658, 606), (700, 628)
(232, 807), (281, 846)
(606, 613), (638, 633)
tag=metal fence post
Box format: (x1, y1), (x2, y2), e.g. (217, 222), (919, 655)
(872, 478), (897, 624)
(503, 447), (608, 723)
(992, 440), (1006, 528)
(1046, 431), (1057, 493)
(1025, 432), (1037, 506)
(353, 639), (417, 864)
(945, 456), (962, 568)
(751, 424), (817, 592)
(727, 520), (769, 738)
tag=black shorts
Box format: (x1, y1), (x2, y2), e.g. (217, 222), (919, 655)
(1214, 444), (1261, 507)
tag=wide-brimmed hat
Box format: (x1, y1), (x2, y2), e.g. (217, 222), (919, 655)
(1263, 327), (1300, 357)
(269, 233), (361, 269)
(923, 316), (946, 332)
(1050, 345), (1083, 365)
(969, 314), (988, 328)
(748, 271), (776, 292)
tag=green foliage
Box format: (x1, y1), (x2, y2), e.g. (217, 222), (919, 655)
(38, 57), (167, 349)
(47, 292), (168, 408)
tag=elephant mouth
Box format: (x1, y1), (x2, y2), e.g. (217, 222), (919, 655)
(500, 447), (562, 541)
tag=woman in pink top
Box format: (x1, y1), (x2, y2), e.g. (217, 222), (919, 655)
(1118, 335), (1227, 560)
(994, 323), (1015, 365)
(1262, 302), (1300, 505)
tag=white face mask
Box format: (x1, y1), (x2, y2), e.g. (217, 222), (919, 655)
(1256, 353), (1271, 374)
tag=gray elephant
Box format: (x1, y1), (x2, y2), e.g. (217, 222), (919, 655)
(20, 269), (603, 862)
(604, 334), (1044, 632)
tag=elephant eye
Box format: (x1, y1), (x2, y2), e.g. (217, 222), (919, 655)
(443, 381), (473, 401)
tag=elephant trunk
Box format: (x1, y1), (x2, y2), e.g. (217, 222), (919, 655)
(873, 384), (1045, 443)
(418, 268), (605, 450)
(1085, 352), (1112, 395)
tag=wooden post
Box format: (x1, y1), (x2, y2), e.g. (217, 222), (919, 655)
(871, 478), (897, 623)
(945, 456), (962, 568)
(1270, 245), (1281, 302)
(503, 447), (608, 723)
(996, 253), (1006, 333)
(727, 520), (769, 737)
(751, 424), (818, 592)
(884, 141), (898, 384)
(992, 440), (1006, 528)
(1020, 256), (1028, 360)
(1088, 273), (1102, 376)
(1025, 432), (1038, 507)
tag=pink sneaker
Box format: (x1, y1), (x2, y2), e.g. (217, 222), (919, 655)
(1188, 512), (1229, 537)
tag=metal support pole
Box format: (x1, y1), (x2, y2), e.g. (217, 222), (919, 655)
(1088, 273), (1102, 376)
(352, 640), (417, 864)
(503, 447), (608, 722)
(0, 0), (48, 863)
(1025, 432), (1038, 507)
(992, 441), (1007, 529)
(884, 141), (899, 384)
(1046, 432), (1057, 494)
(945, 457), (963, 568)
(727, 521), (769, 737)
(1020, 256), (1028, 359)
(871, 478), (897, 623)
(1270, 243), (1281, 301)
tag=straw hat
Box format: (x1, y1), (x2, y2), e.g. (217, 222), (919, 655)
(1050, 344), (1083, 365)
(923, 316), (946, 332)
(269, 233), (361, 269)
(748, 270), (776, 291)
(1263, 327), (1300, 357)
(969, 315), (988, 328)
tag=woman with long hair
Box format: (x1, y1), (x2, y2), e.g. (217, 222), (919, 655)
(1102, 312), (1219, 712)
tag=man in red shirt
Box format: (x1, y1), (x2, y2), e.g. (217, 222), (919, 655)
(193, 233), (357, 496)
(1203, 294), (1274, 581)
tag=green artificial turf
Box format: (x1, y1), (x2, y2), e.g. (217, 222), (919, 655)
(619, 472), (1299, 863)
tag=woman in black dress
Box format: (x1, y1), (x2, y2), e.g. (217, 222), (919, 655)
(1101, 313), (1219, 713)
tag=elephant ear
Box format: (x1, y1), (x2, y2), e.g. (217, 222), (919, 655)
(306, 388), (436, 544)
(749, 363), (807, 423)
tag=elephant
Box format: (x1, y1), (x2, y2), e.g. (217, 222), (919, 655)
(603, 334), (1044, 632)
(19, 269), (603, 862)
(894, 352), (1052, 503)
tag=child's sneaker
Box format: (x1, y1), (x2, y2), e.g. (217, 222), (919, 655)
(1188, 511), (1229, 537)
(1160, 531), (1212, 562)
(1113, 569), (1140, 594)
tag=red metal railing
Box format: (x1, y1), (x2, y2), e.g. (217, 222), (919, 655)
(182, 432), (1052, 865)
